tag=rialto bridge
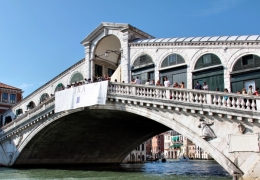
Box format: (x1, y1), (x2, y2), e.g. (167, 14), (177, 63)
(1, 22), (260, 180)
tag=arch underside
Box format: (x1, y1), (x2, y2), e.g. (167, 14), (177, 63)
(13, 102), (243, 176)
(14, 109), (170, 165)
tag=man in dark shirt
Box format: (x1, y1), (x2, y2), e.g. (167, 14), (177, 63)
(194, 81), (202, 90)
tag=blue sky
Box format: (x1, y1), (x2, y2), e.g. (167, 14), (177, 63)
(1, 0), (260, 97)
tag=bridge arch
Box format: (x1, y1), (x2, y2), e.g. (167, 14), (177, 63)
(229, 52), (260, 72)
(26, 101), (36, 110)
(91, 35), (121, 79)
(39, 93), (50, 104)
(69, 71), (84, 84)
(157, 52), (187, 86)
(158, 50), (188, 69)
(190, 50), (225, 71)
(229, 53), (260, 93)
(191, 53), (224, 91)
(54, 83), (65, 93)
(11, 102), (242, 176)
(130, 53), (155, 84)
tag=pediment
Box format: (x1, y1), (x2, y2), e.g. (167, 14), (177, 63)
(80, 22), (154, 45)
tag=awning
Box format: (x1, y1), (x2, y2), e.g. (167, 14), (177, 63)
(170, 143), (182, 148)
(55, 83), (64, 92)
(172, 136), (179, 141)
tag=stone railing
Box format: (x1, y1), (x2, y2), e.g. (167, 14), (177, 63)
(2, 58), (85, 117)
(1, 97), (55, 133)
(108, 83), (260, 111)
(2, 82), (260, 133)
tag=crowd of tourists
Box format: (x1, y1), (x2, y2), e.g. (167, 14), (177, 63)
(2, 75), (259, 128)
(128, 77), (260, 98)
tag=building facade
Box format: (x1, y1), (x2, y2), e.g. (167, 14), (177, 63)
(0, 82), (22, 126)
(164, 130), (183, 159)
(163, 130), (212, 160)
(81, 23), (260, 95)
(123, 142), (146, 163)
(151, 133), (164, 159)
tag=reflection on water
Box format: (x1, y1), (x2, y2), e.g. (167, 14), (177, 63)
(0, 160), (232, 180)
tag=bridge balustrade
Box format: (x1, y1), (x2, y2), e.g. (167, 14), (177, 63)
(108, 83), (260, 111)
(1, 97), (55, 133)
(1, 82), (260, 133)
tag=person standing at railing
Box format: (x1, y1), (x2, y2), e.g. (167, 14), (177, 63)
(242, 88), (247, 94)
(202, 82), (209, 90)
(150, 79), (155, 86)
(247, 85), (253, 95)
(156, 80), (162, 86)
(145, 79), (150, 85)
(173, 82), (179, 88)
(194, 81), (202, 90)
(180, 82), (185, 88)
(253, 87), (259, 96)
(224, 88), (229, 101)
(134, 77), (141, 84)
(164, 77), (170, 87)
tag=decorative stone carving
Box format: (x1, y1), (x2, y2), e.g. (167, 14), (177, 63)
(198, 117), (216, 139)
(238, 123), (246, 134)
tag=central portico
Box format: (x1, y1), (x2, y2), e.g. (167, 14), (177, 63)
(80, 22), (260, 93)
(80, 23), (154, 83)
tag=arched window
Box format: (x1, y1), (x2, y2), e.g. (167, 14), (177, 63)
(70, 72), (84, 84)
(195, 53), (221, 70)
(27, 101), (36, 110)
(132, 54), (153, 70)
(16, 109), (23, 116)
(40, 93), (49, 103)
(233, 54), (260, 71)
(161, 54), (185, 68)
(55, 83), (65, 92)
(131, 54), (154, 84)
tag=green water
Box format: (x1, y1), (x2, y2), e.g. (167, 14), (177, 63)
(0, 160), (232, 180)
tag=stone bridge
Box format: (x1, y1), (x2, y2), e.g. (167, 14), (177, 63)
(1, 83), (260, 180)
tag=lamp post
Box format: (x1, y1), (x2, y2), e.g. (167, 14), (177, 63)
(94, 49), (126, 66)
(104, 49), (127, 61)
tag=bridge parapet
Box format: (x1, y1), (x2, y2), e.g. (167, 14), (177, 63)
(0, 82), (260, 179)
(108, 83), (260, 123)
(1, 82), (260, 140)
(0, 98), (55, 138)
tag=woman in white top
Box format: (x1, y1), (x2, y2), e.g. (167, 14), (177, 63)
(164, 77), (170, 87)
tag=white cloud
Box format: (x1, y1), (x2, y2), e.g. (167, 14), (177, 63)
(19, 83), (33, 89)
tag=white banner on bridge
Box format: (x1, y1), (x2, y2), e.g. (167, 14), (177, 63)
(55, 81), (108, 113)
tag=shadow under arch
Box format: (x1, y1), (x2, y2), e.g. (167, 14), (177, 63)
(11, 107), (169, 166)
(11, 102), (242, 176)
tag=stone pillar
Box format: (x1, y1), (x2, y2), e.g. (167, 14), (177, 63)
(82, 41), (92, 80)
(121, 31), (131, 83)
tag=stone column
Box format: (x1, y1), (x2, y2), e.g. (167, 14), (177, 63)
(121, 31), (131, 83)
(82, 41), (92, 80)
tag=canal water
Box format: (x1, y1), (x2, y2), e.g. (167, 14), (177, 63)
(0, 160), (232, 180)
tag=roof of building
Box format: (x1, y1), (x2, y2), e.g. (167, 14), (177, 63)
(81, 22), (155, 44)
(130, 35), (260, 43)
(0, 82), (21, 91)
